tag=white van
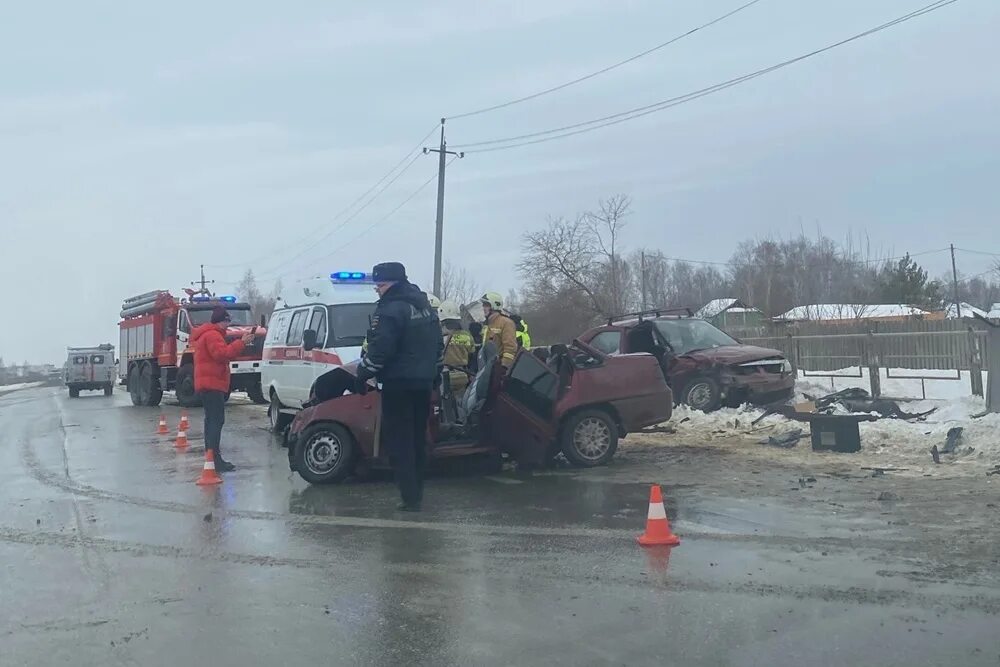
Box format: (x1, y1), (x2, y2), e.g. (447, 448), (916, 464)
(263, 272), (378, 432)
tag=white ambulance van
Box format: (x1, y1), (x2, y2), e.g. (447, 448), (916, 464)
(263, 271), (378, 432)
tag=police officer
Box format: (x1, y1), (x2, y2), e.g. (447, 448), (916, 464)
(356, 262), (442, 512)
(480, 292), (518, 369)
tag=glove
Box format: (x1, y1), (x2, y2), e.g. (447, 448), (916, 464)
(355, 367), (374, 395)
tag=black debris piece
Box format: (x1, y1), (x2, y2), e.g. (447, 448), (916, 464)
(931, 445), (941, 465)
(940, 427), (964, 455)
(758, 428), (803, 448)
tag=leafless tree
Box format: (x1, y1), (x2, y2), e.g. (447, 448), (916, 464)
(584, 194), (631, 315)
(519, 215), (603, 315)
(439, 261), (480, 305)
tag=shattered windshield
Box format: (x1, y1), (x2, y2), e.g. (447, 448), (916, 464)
(654, 319), (739, 355)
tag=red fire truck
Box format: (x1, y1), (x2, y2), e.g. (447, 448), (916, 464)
(118, 289), (267, 407)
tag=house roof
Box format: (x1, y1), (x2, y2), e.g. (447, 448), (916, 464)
(945, 302), (988, 319)
(696, 298), (759, 319)
(776, 304), (932, 321)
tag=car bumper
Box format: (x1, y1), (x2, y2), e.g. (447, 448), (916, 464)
(723, 372), (795, 403)
(230, 360), (262, 375)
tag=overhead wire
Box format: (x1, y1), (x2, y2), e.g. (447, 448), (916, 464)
(446, 0), (765, 120)
(208, 123), (440, 273)
(453, 0), (959, 153)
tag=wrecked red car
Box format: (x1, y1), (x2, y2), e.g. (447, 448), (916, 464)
(285, 341), (672, 484)
(579, 309), (794, 412)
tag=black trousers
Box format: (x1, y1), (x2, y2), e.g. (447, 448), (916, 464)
(201, 390), (226, 456)
(380, 388), (431, 506)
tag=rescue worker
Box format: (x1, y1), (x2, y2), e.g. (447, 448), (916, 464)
(480, 292), (518, 369)
(356, 262), (442, 512)
(192, 306), (255, 472)
(512, 315), (532, 349)
(438, 300), (474, 399)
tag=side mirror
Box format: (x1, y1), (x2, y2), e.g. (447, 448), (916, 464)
(302, 329), (318, 351)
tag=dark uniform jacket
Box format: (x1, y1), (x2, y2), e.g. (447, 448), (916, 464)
(359, 281), (443, 390)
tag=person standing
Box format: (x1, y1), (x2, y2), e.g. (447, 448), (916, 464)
(480, 292), (518, 369)
(191, 306), (254, 472)
(356, 262), (442, 512)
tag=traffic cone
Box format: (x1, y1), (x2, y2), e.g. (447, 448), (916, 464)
(179, 411), (190, 432)
(195, 449), (223, 486)
(157, 415), (169, 435)
(637, 485), (680, 547)
(174, 426), (189, 451)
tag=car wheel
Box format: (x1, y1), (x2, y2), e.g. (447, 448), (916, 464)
(681, 376), (722, 412)
(269, 391), (293, 434)
(175, 365), (201, 407)
(247, 382), (267, 404)
(294, 422), (357, 484)
(104, 384), (113, 397)
(560, 409), (619, 467)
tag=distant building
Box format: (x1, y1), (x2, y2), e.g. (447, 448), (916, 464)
(695, 298), (763, 328)
(987, 303), (1000, 319)
(775, 304), (939, 324)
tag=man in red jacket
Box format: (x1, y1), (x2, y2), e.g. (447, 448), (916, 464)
(192, 306), (254, 471)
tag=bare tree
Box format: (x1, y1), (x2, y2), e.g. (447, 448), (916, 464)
(584, 194), (631, 315)
(519, 215), (603, 315)
(439, 261), (480, 305)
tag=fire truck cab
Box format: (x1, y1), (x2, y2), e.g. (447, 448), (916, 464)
(118, 290), (267, 407)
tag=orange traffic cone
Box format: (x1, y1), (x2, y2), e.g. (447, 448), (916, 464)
(179, 411), (190, 432)
(195, 449), (223, 486)
(157, 415), (169, 435)
(174, 426), (189, 451)
(637, 485), (680, 547)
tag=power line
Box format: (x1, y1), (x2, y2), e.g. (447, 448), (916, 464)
(275, 156), (460, 282)
(955, 247), (1000, 258)
(446, 0), (765, 120)
(208, 123), (440, 272)
(453, 0), (958, 153)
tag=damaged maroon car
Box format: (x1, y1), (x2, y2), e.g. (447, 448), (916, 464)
(284, 341), (672, 484)
(579, 309), (794, 412)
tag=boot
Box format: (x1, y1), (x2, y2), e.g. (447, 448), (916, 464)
(215, 453), (236, 472)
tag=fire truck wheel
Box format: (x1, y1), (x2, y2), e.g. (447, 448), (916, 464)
(128, 367), (143, 406)
(560, 409), (619, 468)
(139, 362), (162, 407)
(247, 383), (267, 404)
(294, 422), (357, 484)
(175, 365), (202, 408)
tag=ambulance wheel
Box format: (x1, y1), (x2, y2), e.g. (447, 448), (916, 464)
(247, 382), (267, 405)
(294, 422), (356, 484)
(269, 392), (293, 434)
(560, 409), (619, 468)
(175, 365), (201, 408)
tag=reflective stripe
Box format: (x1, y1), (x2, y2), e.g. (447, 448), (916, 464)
(647, 502), (667, 520)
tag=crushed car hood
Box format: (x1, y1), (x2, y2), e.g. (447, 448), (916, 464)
(680, 345), (784, 364)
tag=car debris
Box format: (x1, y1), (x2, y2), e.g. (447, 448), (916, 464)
(940, 427), (964, 455)
(758, 428), (803, 448)
(986, 465), (1000, 477)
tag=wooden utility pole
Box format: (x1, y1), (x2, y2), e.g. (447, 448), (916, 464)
(951, 244), (962, 318)
(423, 118), (464, 296)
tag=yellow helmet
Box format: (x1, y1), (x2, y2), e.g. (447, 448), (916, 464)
(480, 292), (503, 310)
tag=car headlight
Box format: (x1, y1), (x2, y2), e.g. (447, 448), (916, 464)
(781, 359), (793, 373)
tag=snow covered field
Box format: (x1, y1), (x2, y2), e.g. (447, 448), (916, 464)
(655, 369), (1000, 477)
(0, 382), (44, 395)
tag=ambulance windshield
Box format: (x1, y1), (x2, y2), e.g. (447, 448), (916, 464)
(188, 308), (253, 326)
(328, 303), (376, 347)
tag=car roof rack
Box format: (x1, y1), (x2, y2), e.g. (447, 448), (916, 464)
(608, 307), (694, 325)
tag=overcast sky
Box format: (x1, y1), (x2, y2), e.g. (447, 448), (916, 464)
(2, 0), (998, 364)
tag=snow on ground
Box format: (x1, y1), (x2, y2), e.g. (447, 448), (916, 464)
(647, 370), (1000, 477)
(0, 382), (44, 395)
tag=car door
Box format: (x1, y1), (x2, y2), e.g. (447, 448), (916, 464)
(176, 310), (192, 364)
(305, 306), (330, 393)
(487, 350), (557, 466)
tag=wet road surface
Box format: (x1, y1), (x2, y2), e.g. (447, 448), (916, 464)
(2, 386), (999, 666)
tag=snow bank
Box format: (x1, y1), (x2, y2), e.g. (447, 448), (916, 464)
(657, 371), (1000, 476)
(0, 381), (44, 394)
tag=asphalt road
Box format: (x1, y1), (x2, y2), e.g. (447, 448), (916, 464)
(2, 385), (998, 666)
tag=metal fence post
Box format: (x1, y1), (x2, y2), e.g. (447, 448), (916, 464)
(969, 326), (984, 397)
(786, 332), (799, 376)
(866, 331), (881, 398)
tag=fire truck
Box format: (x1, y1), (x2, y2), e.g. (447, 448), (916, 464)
(118, 289), (267, 407)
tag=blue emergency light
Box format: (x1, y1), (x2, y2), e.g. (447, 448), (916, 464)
(219, 295), (237, 303)
(330, 271), (368, 282)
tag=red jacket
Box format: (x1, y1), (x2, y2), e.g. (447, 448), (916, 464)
(192, 323), (245, 393)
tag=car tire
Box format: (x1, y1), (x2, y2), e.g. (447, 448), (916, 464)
(69, 387), (79, 398)
(175, 365), (201, 407)
(680, 376), (722, 412)
(269, 391), (293, 434)
(560, 409), (619, 468)
(247, 382), (267, 405)
(293, 422), (357, 484)
(104, 384), (113, 397)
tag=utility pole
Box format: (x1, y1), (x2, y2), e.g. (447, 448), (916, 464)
(950, 244), (962, 318)
(640, 251), (648, 311)
(191, 264), (215, 296)
(423, 118), (464, 297)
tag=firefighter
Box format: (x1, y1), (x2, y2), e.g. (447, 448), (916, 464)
(480, 292), (518, 369)
(356, 262), (442, 512)
(512, 315), (531, 349)
(438, 300), (474, 398)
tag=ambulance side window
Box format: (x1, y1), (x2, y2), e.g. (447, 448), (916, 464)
(309, 308), (328, 349)
(286, 309), (308, 346)
(265, 311), (291, 345)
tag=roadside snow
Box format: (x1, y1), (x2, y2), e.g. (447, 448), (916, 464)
(655, 370), (1000, 477)
(0, 381), (44, 394)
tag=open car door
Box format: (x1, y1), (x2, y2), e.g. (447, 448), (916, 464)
(487, 350), (557, 466)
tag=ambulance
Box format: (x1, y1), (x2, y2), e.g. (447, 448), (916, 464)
(262, 271), (379, 432)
